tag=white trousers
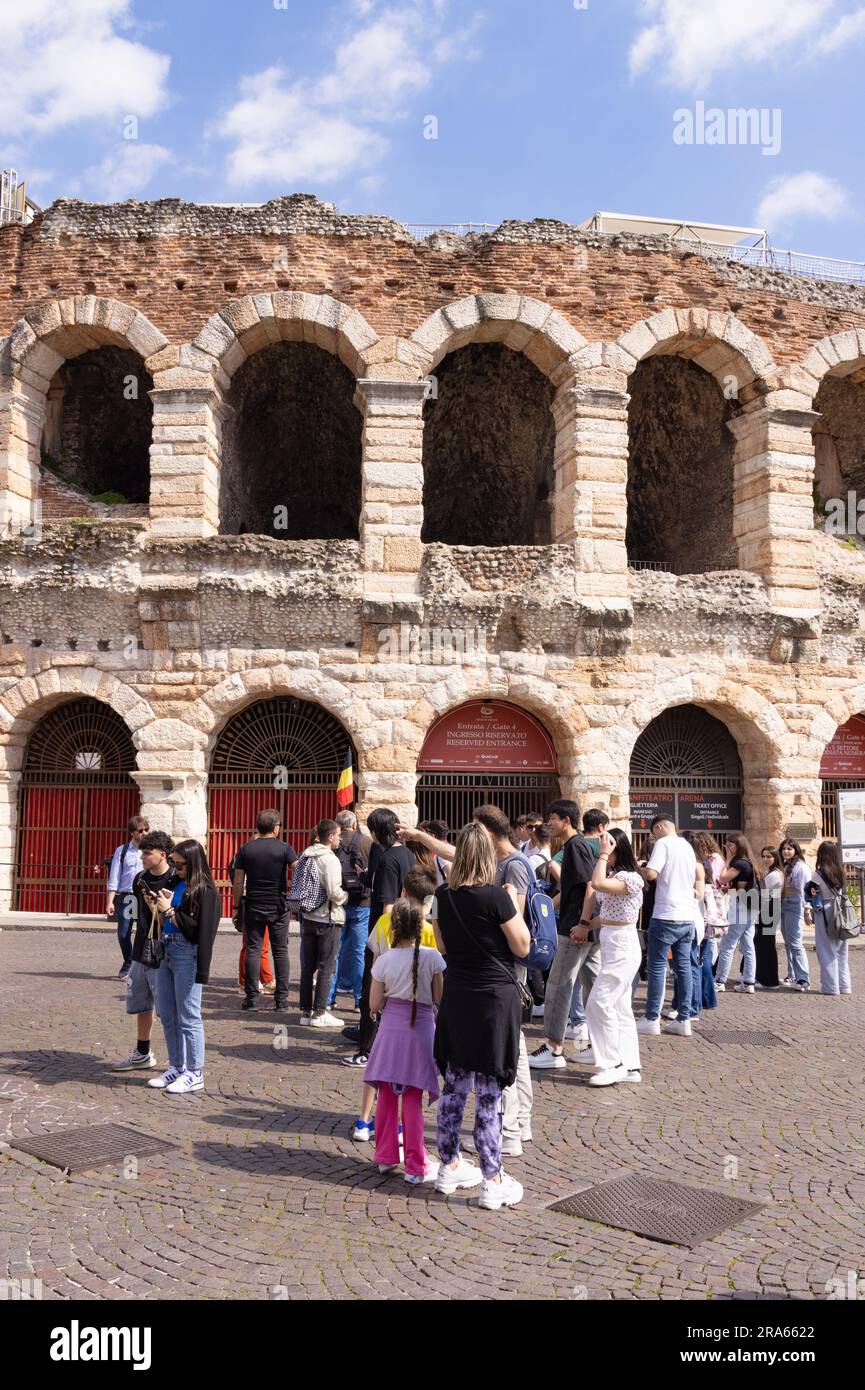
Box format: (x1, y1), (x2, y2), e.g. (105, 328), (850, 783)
(585, 923), (642, 1073)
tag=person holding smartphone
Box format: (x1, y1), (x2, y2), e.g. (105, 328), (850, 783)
(111, 831), (176, 1072)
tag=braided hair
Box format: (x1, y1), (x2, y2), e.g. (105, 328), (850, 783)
(389, 897), (425, 1027)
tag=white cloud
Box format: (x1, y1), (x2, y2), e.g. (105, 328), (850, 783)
(628, 0), (835, 86)
(755, 171), (850, 234)
(0, 1), (170, 138)
(816, 6), (865, 51)
(85, 142), (173, 199)
(214, 1), (483, 190)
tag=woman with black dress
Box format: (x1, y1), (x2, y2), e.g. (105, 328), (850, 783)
(755, 846), (783, 989)
(432, 822), (530, 1211)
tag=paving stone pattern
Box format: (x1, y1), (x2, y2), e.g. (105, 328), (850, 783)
(1, 932), (863, 1301)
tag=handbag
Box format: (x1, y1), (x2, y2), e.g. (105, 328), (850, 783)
(140, 900), (164, 969)
(445, 888), (534, 1023)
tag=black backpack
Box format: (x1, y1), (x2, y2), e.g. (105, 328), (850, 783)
(338, 832), (367, 906)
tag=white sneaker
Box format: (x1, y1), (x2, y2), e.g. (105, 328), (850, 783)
(795, 982), (810, 992)
(531, 1003), (546, 1018)
(734, 982), (755, 993)
(528, 1043), (566, 1069)
(589, 1065), (625, 1087)
(257, 982), (264, 993)
(664, 1019), (692, 1037)
(625, 1070), (642, 1083)
(147, 1067), (182, 1089)
(478, 1170), (524, 1210)
(570, 1047), (596, 1066)
(298, 1014), (312, 1025)
(564, 1022), (589, 1042)
(405, 1161), (440, 1185)
(661, 1007), (678, 1020)
(434, 1155), (483, 1194)
(310, 1011), (343, 1028)
(463, 1135), (523, 1158)
(715, 982), (726, 992)
(635, 1017), (661, 1035)
(111, 1050), (157, 1071)
(165, 1069), (204, 1094)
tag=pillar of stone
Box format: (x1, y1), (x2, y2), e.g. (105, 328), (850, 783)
(356, 770), (419, 828)
(728, 401), (821, 616)
(0, 384), (46, 535)
(551, 379), (630, 604)
(148, 387), (229, 538)
(0, 769), (22, 910)
(355, 379), (426, 597)
(130, 770), (209, 845)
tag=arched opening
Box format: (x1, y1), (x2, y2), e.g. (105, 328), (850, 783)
(626, 356), (737, 574)
(14, 699), (140, 912)
(416, 700), (559, 832)
(220, 342), (362, 539)
(207, 696), (358, 913)
(422, 343), (555, 545)
(820, 713), (865, 841)
(813, 376), (865, 519)
(41, 346), (153, 511)
(629, 704), (744, 857)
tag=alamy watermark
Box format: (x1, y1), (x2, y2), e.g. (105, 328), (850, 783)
(673, 101), (781, 157)
(823, 491), (865, 538)
(378, 621), (488, 664)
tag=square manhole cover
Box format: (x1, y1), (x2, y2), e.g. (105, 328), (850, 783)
(549, 1174), (764, 1246)
(699, 1030), (787, 1046)
(9, 1123), (178, 1173)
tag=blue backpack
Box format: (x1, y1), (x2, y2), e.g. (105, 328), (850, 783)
(506, 852), (558, 971)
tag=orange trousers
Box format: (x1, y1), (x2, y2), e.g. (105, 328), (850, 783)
(238, 925), (274, 986)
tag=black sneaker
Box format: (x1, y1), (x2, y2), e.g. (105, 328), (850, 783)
(118, 963), (132, 978)
(241, 998), (258, 1011)
(342, 1025), (361, 1042)
(341, 1053), (368, 1068)
(274, 999), (290, 1011)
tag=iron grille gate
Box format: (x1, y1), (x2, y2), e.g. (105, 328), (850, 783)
(207, 698), (356, 916)
(14, 699), (140, 913)
(416, 772), (560, 835)
(629, 706), (744, 857)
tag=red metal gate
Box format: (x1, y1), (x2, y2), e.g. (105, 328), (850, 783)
(14, 699), (140, 913)
(207, 698), (356, 916)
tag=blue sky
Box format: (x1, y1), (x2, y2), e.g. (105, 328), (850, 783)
(2, 0), (864, 259)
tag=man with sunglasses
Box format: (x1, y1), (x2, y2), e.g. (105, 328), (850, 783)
(111, 830), (176, 1071)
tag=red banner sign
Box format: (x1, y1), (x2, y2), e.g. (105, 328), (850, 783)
(418, 701), (557, 772)
(820, 715), (865, 779)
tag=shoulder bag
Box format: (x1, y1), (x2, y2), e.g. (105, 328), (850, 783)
(140, 898), (164, 969)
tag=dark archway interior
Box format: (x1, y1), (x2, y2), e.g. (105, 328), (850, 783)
(813, 375), (865, 505)
(48, 346), (153, 501)
(221, 342), (362, 539)
(421, 343), (554, 545)
(626, 356), (737, 574)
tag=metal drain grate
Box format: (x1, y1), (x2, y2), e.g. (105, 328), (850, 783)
(549, 1174), (764, 1246)
(10, 1123), (178, 1173)
(698, 1029), (787, 1046)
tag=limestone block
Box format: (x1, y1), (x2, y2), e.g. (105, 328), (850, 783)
(617, 320), (657, 362)
(126, 313), (168, 359)
(194, 315), (237, 361)
(383, 537), (422, 572)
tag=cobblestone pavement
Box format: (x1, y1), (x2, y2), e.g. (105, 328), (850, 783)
(1, 931), (864, 1301)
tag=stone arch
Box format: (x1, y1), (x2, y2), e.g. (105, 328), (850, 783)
(3, 297), (168, 522)
(799, 327), (865, 393)
(600, 673), (791, 842)
(612, 307), (777, 399)
(185, 667), (370, 768)
(805, 685), (865, 769)
(799, 330), (865, 510)
(0, 667), (155, 770)
(190, 293), (380, 387)
(409, 293), (587, 382)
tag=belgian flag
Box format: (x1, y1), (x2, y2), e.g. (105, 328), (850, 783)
(336, 748), (354, 808)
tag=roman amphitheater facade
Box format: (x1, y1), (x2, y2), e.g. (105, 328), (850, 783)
(1, 194), (864, 910)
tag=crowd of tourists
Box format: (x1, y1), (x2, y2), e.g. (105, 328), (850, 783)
(105, 802), (858, 1208)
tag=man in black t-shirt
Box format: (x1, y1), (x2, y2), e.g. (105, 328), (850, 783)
(111, 830), (176, 1072)
(233, 808), (298, 1011)
(529, 799), (599, 1070)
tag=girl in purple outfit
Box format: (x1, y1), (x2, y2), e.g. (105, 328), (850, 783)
(364, 899), (446, 1184)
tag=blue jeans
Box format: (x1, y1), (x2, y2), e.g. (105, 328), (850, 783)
(116, 893), (135, 966)
(671, 931), (704, 1017)
(717, 896), (757, 985)
(646, 918), (694, 1021)
(780, 898), (810, 986)
(155, 935), (204, 1072)
(328, 904), (370, 1006)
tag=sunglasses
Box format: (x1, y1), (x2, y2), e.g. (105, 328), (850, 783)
(170, 858), (187, 869)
